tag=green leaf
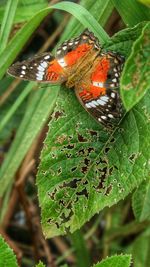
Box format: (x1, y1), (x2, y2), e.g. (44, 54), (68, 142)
(0, 0), (19, 53)
(112, 0), (150, 27)
(132, 180), (150, 222)
(37, 85), (150, 237)
(0, 235), (18, 267)
(70, 230), (90, 267)
(120, 22), (150, 110)
(127, 227), (150, 267)
(104, 21), (146, 56)
(93, 254), (131, 267)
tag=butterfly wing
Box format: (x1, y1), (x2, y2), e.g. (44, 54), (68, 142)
(8, 52), (66, 83)
(75, 52), (124, 126)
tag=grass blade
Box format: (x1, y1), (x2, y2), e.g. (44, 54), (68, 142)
(112, 0), (150, 27)
(0, 82), (34, 132)
(0, 0), (19, 53)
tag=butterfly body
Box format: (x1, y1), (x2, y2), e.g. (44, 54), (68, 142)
(8, 29), (124, 127)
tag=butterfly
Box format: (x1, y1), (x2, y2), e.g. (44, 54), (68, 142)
(8, 29), (124, 127)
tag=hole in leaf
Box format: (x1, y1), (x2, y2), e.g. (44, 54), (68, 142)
(77, 133), (87, 142)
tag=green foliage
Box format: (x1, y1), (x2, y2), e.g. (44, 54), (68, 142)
(0, 0), (48, 24)
(112, 0), (150, 26)
(132, 180), (150, 222)
(138, 0), (150, 7)
(0, 235), (18, 267)
(37, 85), (150, 237)
(0, 0), (19, 53)
(0, 80), (33, 134)
(127, 227), (150, 267)
(121, 22), (150, 110)
(0, 0), (150, 265)
(0, 1), (112, 198)
(70, 230), (90, 267)
(37, 18), (150, 237)
(93, 255), (131, 267)
(35, 261), (46, 267)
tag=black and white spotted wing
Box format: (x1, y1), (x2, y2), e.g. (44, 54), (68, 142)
(56, 28), (101, 59)
(7, 52), (66, 83)
(76, 88), (122, 126)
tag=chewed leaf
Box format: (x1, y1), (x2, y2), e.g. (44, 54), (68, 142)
(121, 21), (150, 110)
(0, 235), (18, 267)
(37, 87), (150, 238)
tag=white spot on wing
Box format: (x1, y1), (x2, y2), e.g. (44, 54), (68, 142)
(97, 99), (105, 106)
(40, 61), (48, 68)
(21, 70), (25, 75)
(100, 96), (109, 102)
(93, 81), (104, 88)
(22, 65), (26, 70)
(44, 55), (50, 60)
(58, 58), (67, 67)
(38, 65), (45, 71)
(85, 103), (91, 108)
(111, 92), (116, 98)
(108, 114), (114, 118)
(101, 115), (107, 120)
(63, 46), (67, 50)
(112, 78), (117, 83)
(36, 73), (43, 80)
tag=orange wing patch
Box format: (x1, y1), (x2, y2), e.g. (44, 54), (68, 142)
(91, 57), (110, 83)
(46, 59), (65, 82)
(64, 44), (92, 66)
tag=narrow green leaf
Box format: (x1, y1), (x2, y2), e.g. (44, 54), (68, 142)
(0, 235), (18, 267)
(0, 1), (48, 24)
(0, 82), (33, 132)
(0, 0), (19, 53)
(93, 254), (131, 267)
(0, 85), (59, 197)
(132, 180), (150, 222)
(0, 8), (51, 79)
(52, 1), (109, 43)
(112, 0), (150, 27)
(0, 77), (27, 144)
(120, 22), (150, 110)
(70, 230), (90, 267)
